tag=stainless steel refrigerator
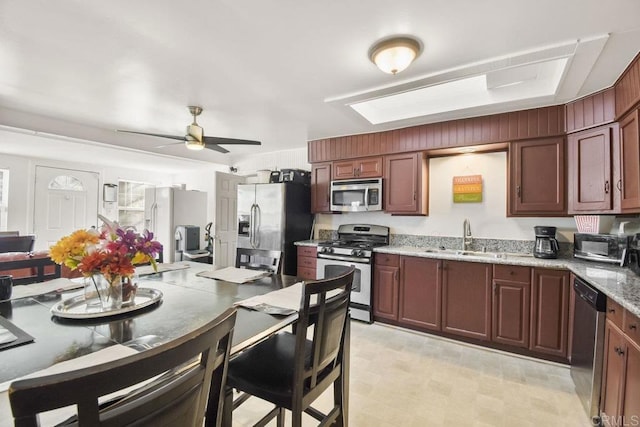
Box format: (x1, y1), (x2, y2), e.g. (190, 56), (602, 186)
(144, 187), (208, 263)
(237, 183), (312, 276)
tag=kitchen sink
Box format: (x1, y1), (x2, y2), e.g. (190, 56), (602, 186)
(421, 248), (532, 259)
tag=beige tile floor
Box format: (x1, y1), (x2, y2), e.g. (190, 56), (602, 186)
(231, 321), (591, 427)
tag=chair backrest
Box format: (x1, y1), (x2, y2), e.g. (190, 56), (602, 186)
(294, 266), (354, 393)
(0, 235), (35, 253)
(0, 231), (20, 237)
(235, 248), (282, 274)
(9, 308), (237, 427)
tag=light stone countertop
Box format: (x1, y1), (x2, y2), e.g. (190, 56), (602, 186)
(294, 240), (640, 319)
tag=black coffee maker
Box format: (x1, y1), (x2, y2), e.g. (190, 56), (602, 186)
(534, 226), (559, 259)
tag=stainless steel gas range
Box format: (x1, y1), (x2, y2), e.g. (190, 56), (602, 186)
(315, 224), (390, 323)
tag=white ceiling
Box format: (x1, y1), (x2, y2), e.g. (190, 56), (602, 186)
(1, 0), (640, 167)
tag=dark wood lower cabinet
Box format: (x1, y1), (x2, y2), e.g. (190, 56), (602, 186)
(399, 256), (441, 331)
(372, 256), (571, 362)
(373, 264), (399, 321)
(601, 317), (640, 426)
(441, 260), (492, 341)
(492, 279), (530, 348)
(530, 268), (569, 358)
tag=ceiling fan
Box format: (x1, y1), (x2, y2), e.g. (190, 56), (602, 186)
(117, 106), (261, 154)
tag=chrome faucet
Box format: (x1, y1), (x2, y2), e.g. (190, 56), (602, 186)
(462, 218), (473, 251)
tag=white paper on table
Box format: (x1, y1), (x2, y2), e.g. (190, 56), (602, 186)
(234, 282), (303, 314)
(0, 344), (138, 426)
(4, 278), (84, 302)
(197, 267), (269, 284)
(0, 326), (17, 345)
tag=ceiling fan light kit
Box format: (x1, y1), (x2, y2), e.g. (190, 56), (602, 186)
(116, 106), (261, 154)
(369, 36), (422, 75)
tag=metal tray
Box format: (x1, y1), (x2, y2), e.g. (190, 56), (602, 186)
(50, 288), (163, 320)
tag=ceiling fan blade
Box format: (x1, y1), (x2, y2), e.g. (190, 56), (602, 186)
(204, 144), (230, 154)
(117, 130), (186, 141)
(202, 136), (261, 146)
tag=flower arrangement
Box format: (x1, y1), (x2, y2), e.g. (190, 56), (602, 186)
(50, 220), (162, 307)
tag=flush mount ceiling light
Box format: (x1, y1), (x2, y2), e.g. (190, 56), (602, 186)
(369, 36), (422, 75)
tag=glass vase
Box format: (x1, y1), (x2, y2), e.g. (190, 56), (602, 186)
(84, 274), (123, 311)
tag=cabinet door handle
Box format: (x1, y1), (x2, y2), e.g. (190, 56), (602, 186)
(394, 270), (398, 281)
(493, 282), (497, 294)
(617, 179), (622, 191)
(605, 181), (610, 193)
(413, 191), (416, 201)
(630, 324), (638, 331)
(608, 308), (616, 314)
(516, 185), (521, 198)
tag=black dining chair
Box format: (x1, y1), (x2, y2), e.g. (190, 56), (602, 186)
(9, 307), (237, 427)
(235, 248), (282, 274)
(225, 266), (355, 427)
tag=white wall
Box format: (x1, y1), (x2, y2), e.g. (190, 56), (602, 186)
(316, 151), (580, 242)
(0, 131), (224, 235)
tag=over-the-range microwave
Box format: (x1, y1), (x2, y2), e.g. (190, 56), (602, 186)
(330, 178), (382, 212)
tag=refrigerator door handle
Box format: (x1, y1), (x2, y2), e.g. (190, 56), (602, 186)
(253, 204), (262, 249)
(151, 202), (158, 233)
(249, 204), (255, 248)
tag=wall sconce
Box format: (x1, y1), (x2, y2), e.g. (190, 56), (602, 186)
(103, 183), (118, 203)
(369, 36), (422, 75)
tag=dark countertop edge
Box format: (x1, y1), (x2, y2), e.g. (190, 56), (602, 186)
(293, 240), (640, 318)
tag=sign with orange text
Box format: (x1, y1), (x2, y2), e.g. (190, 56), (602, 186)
(453, 175), (483, 203)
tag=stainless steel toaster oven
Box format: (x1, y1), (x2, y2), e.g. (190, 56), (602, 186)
(573, 233), (630, 265)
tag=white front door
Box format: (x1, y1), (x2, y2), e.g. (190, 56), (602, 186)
(34, 166), (99, 251)
(214, 172), (245, 269)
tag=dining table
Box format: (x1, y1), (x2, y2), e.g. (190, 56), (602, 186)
(0, 261), (304, 425)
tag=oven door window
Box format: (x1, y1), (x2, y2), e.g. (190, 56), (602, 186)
(333, 190), (365, 208)
(323, 264), (361, 292)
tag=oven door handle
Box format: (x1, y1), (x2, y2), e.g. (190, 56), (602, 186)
(317, 254), (371, 264)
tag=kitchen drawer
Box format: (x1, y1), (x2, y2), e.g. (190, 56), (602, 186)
(297, 246), (317, 257)
(375, 253), (399, 267)
(607, 298), (624, 328)
(297, 256), (317, 269)
(624, 309), (640, 346)
(297, 266), (317, 281)
(493, 264), (531, 283)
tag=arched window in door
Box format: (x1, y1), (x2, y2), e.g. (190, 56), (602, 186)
(48, 175), (85, 191)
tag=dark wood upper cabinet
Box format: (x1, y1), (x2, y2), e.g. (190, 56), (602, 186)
(399, 256), (441, 331)
(620, 109), (640, 212)
(310, 162), (332, 214)
(441, 260), (492, 341)
(567, 124), (618, 213)
(384, 152), (428, 215)
(530, 268), (569, 358)
(333, 156), (383, 180)
(509, 137), (566, 216)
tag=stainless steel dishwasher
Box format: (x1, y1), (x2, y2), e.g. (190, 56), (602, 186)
(570, 276), (607, 425)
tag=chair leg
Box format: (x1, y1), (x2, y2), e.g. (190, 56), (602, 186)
(220, 386), (233, 427)
(276, 407), (285, 427)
